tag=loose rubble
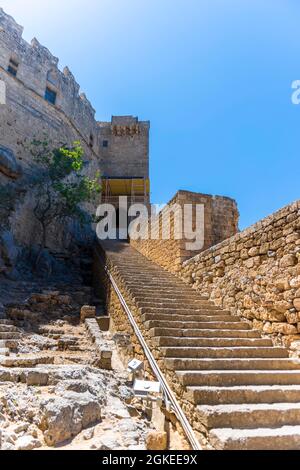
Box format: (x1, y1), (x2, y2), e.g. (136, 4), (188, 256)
(0, 279), (153, 450)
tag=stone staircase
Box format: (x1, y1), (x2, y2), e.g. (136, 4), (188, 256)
(0, 318), (54, 367)
(0, 319), (20, 356)
(101, 242), (300, 450)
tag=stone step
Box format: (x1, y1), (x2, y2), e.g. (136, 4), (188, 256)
(0, 339), (19, 349)
(131, 293), (213, 304)
(146, 320), (250, 331)
(142, 312), (233, 322)
(160, 346), (288, 359)
(150, 322), (253, 339)
(121, 278), (187, 287)
(0, 320), (14, 325)
(197, 403), (300, 430)
(0, 325), (18, 332)
(132, 292), (210, 302)
(127, 285), (204, 295)
(140, 307), (238, 316)
(177, 370), (300, 387)
(138, 303), (221, 313)
(0, 332), (21, 340)
(115, 267), (180, 277)
(0, 355), (55, 367)
(209, 425), (300, 450)
(137, 300), (214, 309)
(122, 277), (206, 289)
(151, 328), (260, 339)
(165, 357), (300, 371)
(154, 336), (272, 348)
(116, 265), (162, 271)
(118, 271), (181, 280)
(104, 244), (300, 450)
(186, 385), (300, 405)
(0, 348), (10, 356)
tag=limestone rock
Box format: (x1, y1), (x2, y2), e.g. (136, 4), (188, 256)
(272, 322), (298, 335)
(273, 300), (291, 314)
(285, 311), (300, 325)
(39, 391), (101, 446)
(290, 276), (300, 289)
(15, 435), (41, 451)
(274, 278), (290, 291)
(294, 299), (300, 312)
(290, 340), (300, 351)
(146, 431), (168, 450)
(0, 146), (22, 179)
(80, 305), (96, 323)
(0, 231), (20, 267)
(280, 254), (297, 268)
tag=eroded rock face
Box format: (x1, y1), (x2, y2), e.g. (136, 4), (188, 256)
(0, 366), (151, 450)
(0, 146), (22, 179)
(1, 231), (19, 266)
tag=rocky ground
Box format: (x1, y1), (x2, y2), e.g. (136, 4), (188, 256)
(0, 268), (156, 451)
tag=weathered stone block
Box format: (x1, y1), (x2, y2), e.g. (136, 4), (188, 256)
(146, 431), (168, 451)
(273, 300), (291, 314)
(272, 323), (298, 335)
(294, 299), (300, 312)
(290, 276), (300, 289)
(280, 254), (297, 268)
(285, 311), (300, 324)
(80, 306), (96, 323)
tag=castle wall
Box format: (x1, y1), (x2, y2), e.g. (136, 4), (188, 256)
(0, 9), (149, 182)
(180, 200), (300, 348)
(0, 8), (101, 178)
(0, 8), (150, 256)
(130, 190), (239, 273)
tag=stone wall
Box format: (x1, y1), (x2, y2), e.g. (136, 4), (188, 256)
(180, 200), (300, 348)
(0, 9), (150, 181)
(0, 8), (100, 174)
(130, 191), (239, 274)
(93, 244), (155, 376)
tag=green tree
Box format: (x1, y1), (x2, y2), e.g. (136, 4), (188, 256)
(30, 139), (101, 264)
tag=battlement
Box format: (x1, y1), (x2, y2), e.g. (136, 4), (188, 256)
(0, 8), (96, 136)
(0, 8), (23, 38)
(97, 116), (150, 179)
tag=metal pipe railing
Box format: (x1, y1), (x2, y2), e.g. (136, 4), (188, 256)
(100, 255), (202, 450)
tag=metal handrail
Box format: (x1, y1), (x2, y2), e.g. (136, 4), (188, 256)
(102, 260), (202, 450)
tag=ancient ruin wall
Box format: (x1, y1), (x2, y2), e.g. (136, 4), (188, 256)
(130, 191), (239, 274)
(180, 200), (300, 347)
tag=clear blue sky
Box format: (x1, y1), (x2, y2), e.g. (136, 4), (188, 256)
(2, 0), (300, 229)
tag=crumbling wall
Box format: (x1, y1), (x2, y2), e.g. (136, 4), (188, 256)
(180, 200), (300, 348)
(130, 190), (239, 274)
